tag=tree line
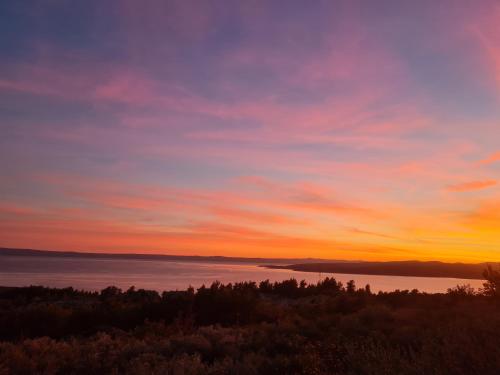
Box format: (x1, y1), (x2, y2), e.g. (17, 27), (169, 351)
(0, 268), (499, 374)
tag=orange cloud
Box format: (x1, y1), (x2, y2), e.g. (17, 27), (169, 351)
(347, 227), (400, 240)
(446, 180), (497, 192)
(462, 199), (500, 231)
(479, 151), (500, 165)
(210, 207), (305, 226)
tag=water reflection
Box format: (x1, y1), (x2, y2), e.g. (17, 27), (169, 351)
(0, 255), (484, 293)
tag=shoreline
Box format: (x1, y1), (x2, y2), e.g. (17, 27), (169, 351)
(262, 262), (489, 280)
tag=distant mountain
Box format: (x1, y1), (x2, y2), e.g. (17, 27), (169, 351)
(0, 247), (341, 265)
(265, 261), (495, 280)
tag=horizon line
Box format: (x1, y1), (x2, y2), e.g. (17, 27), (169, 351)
(0, 246), (494, 266)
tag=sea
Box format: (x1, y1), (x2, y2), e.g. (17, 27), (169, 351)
(0, 254), (485, 293)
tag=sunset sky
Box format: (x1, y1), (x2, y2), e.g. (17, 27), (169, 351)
(1, 1), (500, 262)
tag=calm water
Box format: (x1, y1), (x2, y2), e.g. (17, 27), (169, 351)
(0, 255), (484, 293)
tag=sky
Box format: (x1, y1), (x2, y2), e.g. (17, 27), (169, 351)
(1, 0), (500, 262)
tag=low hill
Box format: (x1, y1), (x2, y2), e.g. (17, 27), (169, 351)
(265, 261), (493, 280)
(0, 247), (339, 265)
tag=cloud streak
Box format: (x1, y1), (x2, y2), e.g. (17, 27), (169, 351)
(446, 180), (497, 192)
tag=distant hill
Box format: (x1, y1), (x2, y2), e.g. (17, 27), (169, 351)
(0, 247), (340, 265)
(265, 261), (495, 280)
(2, 247), (494, 279)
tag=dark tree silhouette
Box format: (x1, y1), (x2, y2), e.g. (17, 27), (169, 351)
(483, 264), (500, 297)
(2, 276), (500, 374)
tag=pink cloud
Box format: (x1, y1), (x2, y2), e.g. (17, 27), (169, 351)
(467, 4), (500, 93)
(0, 203), (40, 216)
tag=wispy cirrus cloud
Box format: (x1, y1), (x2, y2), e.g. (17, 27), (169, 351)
(471, 5), (500, 92)
(446, 180), (497, 192)
(478, 151), (500, 165)
(2, 1), (500, 261)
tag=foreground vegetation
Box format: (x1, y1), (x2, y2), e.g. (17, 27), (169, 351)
(1, 268), (500, 375)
